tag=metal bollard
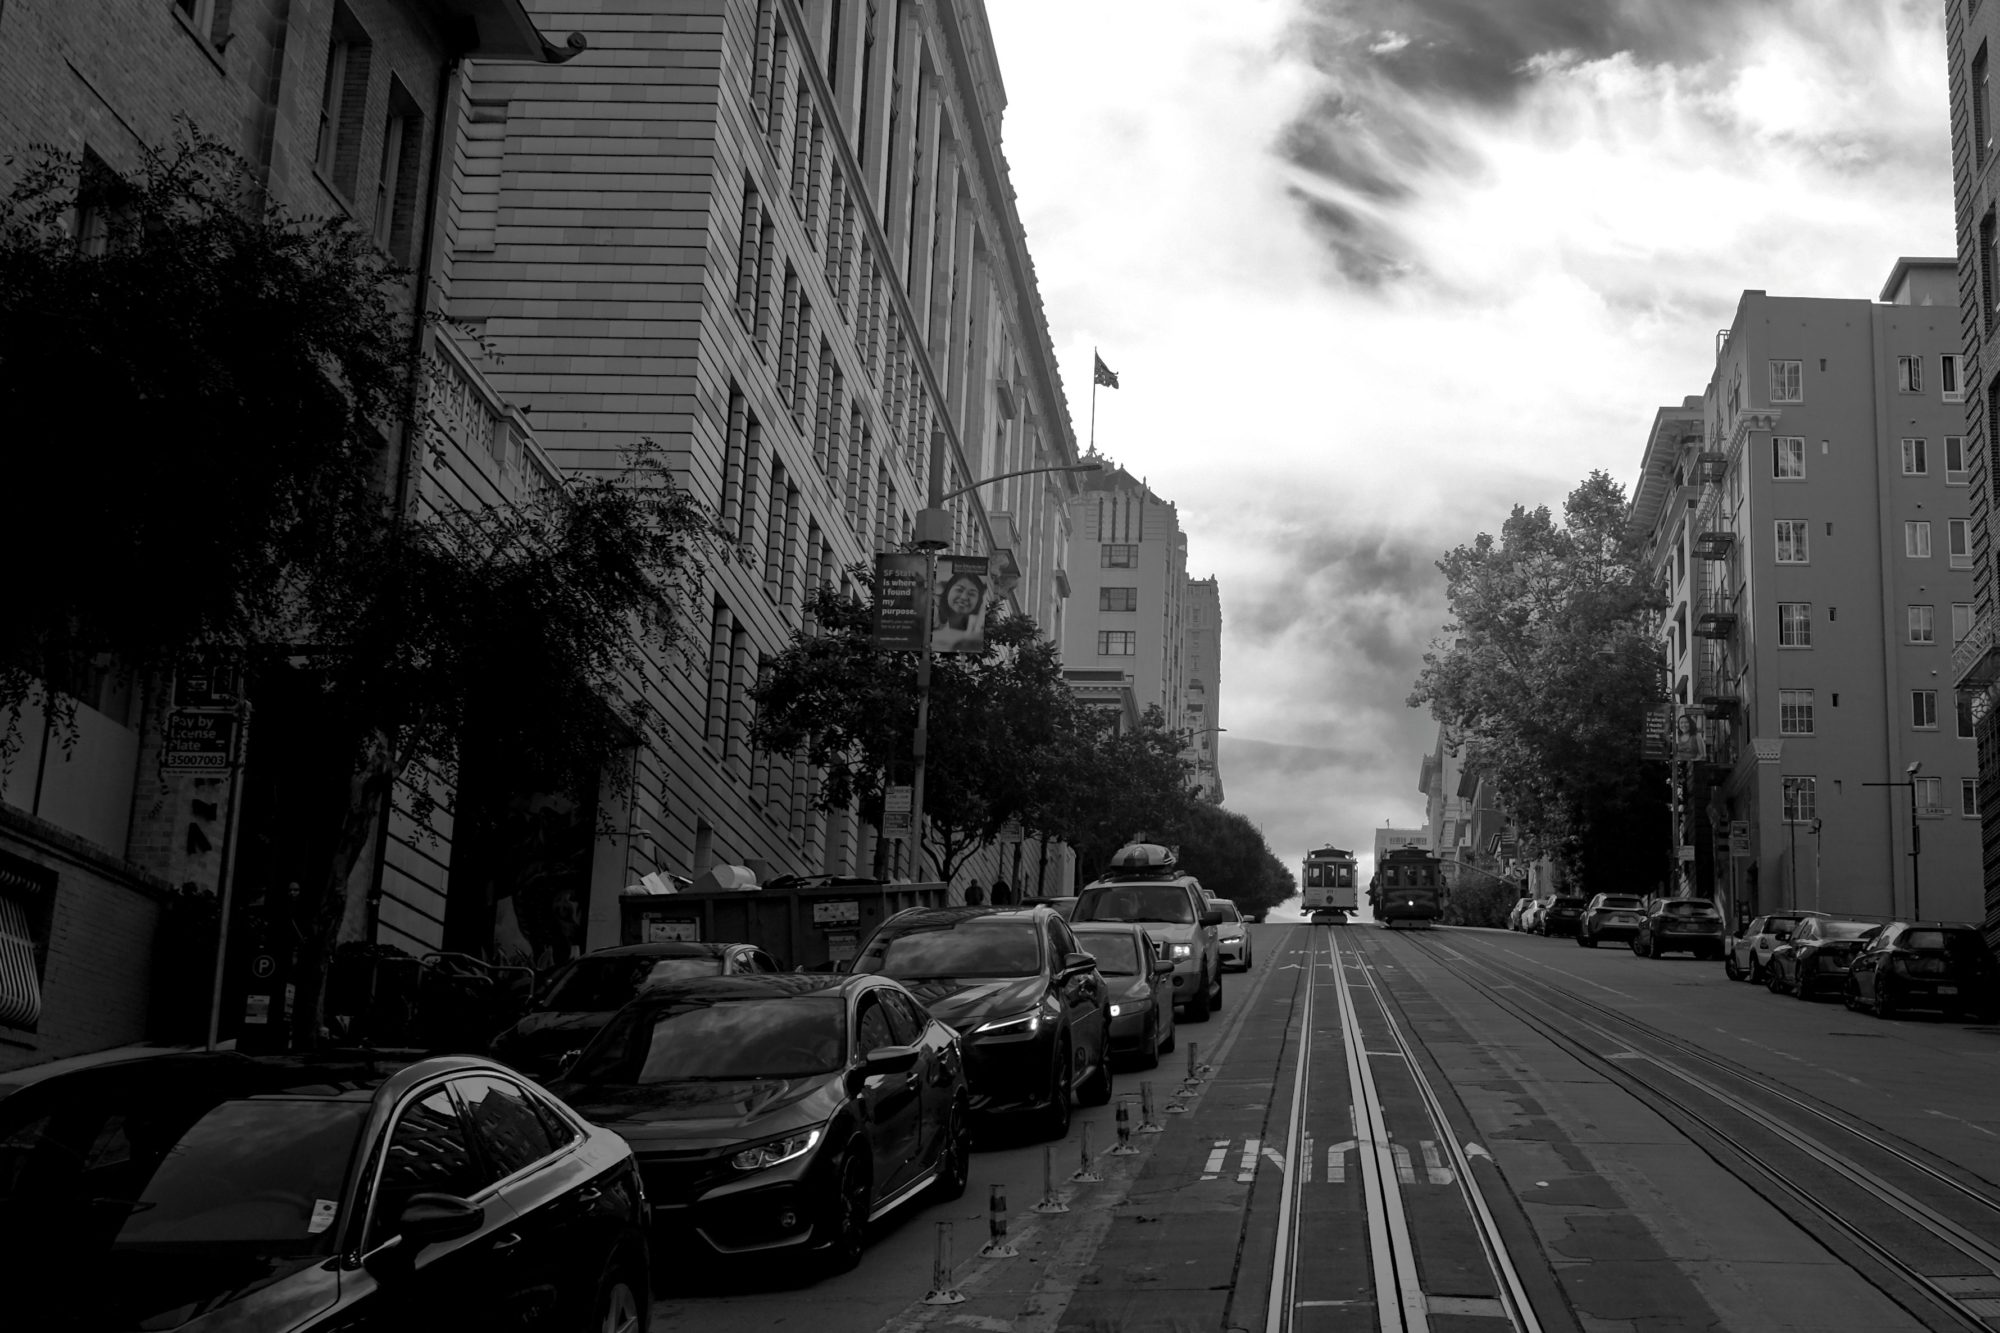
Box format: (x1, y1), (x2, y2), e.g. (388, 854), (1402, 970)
(1032, 1144), (1071, 1213)
(921, 1221), (967, 1304)
(1138, 1081), (1165, 1133)
(1181, 1040), (1203, 1089)
(977, 1183), (1018, 1258)
(1111, 1098), (1140, 1154)
(1071, 1120), (1103, 1183)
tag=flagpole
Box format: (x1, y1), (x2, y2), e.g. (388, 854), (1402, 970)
(1089, 346), (1098, 454)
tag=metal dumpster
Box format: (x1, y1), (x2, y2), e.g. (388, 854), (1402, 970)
(618, 877), (947, 970)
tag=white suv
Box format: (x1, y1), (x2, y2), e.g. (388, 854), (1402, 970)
(1073, 844), (1227, 1022)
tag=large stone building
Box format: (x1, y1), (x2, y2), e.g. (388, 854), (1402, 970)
(1628, 261), (1981, 927)
(0, 0), (577, 1068)
(1184, 577), (1223, 800)
(1943, 0), (2000, 946)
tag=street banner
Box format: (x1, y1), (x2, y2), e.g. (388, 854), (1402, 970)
(1672, 706), (1708, 762)
(931, 555), (991, 654)
(883, 785), (913, 837)
(1642, 704), (1672, 760)
(872, 552), (930, 651)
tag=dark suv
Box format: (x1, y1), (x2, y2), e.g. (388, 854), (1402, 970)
(1845, 921), (1999, 1019)
(1632, 897), (1725, 959)
(1577, 894), (1647, 947)
(1537, 895), (1589, 937)
(852, 906), (1112, 1138)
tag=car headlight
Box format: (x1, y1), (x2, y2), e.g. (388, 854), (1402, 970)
(1109, 1003), (1123, 1017)
(729, 1127), (822, 1173)
(973, 1009), (1044, 1037)
(1168, 943), (1192, 960)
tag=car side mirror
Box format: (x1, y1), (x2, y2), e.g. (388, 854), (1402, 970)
(847, 1044), (920, 1091)
(1061, 952), (1097, 977)
(1152, 958), (1177, 977)
(553, 1048), (583, 1078)
(365, 1193), (485, 1279)
(1201, 907), (1227, 927)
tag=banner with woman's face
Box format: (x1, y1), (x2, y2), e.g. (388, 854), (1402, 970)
(931, 555), (991, 653)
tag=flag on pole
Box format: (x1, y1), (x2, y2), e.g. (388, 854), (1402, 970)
(1093, 353), (1120, 389)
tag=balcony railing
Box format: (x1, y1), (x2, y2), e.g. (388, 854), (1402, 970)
(426, 334), (559, 498)
(1954, 611), (2000, 689)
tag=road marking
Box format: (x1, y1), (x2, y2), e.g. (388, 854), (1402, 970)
(1420, 1141), (1454, 1185)
(1240, 1139), (1261, 1183)
(1326, 1140), (1354, 1183)
(1302, 1135), (1314, 1183)
(1390, 1143), (1415, 1185)
(1202, 1140), (1230, 1180)
(1927, 1109), (2000, 1139)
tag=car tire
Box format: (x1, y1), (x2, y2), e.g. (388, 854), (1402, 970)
(818, 1151), (871, 1274)
(1138, 1013), (1161, 1070)
(1725, 953), (1744, 981)
(1749, 958), (1765, 984)
(1578, 932), (1596, 948)
(1766, 968), (1786, 995)
(1843, 979), (1861, 1012)
(1042, 1040), (1074, 1140)
(1184, 973), (1212, 1023)
(588, 1245), (648, 1333)
(1794, 976), (1814, 1001)
(930, 1098), (972, 1202)
(1875, 986), (1897, 1020)
(1078, 1021), (1114, 1106)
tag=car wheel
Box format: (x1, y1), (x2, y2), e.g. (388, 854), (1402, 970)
(1078, 1021), (1114, 1107)
(1042, 1040), (1074, 1140)
(818, 1151), (871, 1274)
(1724, 952), (1744, 981)
(589, 1247), (648, 1333)
(930, 1098), (972, 1202)
(1794, 976), (1814, 1001)
(1749, 957), (1766, 984)
(1843, 979), (1861, 1012)
(1766, 968), (1786, 994)
(1138, 1013), (1160, 1070)
(1874, 986), (1897, 1020)
(1184, 972), (1212, 1023)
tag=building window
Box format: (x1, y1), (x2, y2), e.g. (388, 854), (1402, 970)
(1987, 212), (2000, 332)
(1955, 602), (1975, 644)
(1906, 520), (1932, 558)
(1915, 774), (1944, 815)
(1964, 777), (1981, 817)
(1912, 689), (1939, 729)
(0, 852), (55, 1032)
(1950, 518), (1972, 569)
(1773, 436), (1805, 479)
(1896, 356), (1923, 393)
(315, 7), (372, 199)
(1910, 605), (1935, 643)
(1779, 689), (1814, 735)
(1097, 630), (1136, 656)
(1100, 586), (1138, 612)
(1781, 776), (1816, 824)
(1943, 354), (1966, 403)
(1777, 602), (1812, 647)
(1101, 544), (1138, 568)
(1775, 520), (1809, 563)
(1961, 692), (1978, 739)
(1901, 438), (1928, 475)
(1979, 42), (1993, 168)
(1769, 359), (1803, 403)
(1947, 435), (1970, 485)
(173, 0), (224, 47)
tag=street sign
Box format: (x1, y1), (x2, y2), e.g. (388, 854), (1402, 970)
(996, 820), (1023, 844)
(812, 899), (860, 926)
(163, 709), (238, 773)
(1729, 820), (1751, 858)
(872, 553), (930, 651)
(174, 654), (240, 710)
(1642, 705), (1672, 761)
(883, 785), (913, 837)
(643, 917), (700, 943)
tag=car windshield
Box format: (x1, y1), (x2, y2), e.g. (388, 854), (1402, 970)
(1819, 921), (1876, 940)
(573, 996), (847, 1082)
(1553, 897), (1586, 908)
(1904, 929), (1983, 954)
(1663, 901), (1719, 917)
(0, 1090), (368, 1328)
(854, 920), (1042, 979)
(1076, 885), (1195, 924)
(539, 954), (723, 1011)
(1598, 897), (1644, 910)
(1214, 902), (1242, 922)
(1075, 932), (1141, 976)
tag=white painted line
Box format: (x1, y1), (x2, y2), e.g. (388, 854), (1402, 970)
(1326, 1140), (1354, 1184)
(1302, 1136), (1314, 1183)
(1263, 1146), (1288, 1172)
(1240, 1139), (1260, 1183)
(1420, 1141), (1454, 1185)
(1203, 1140), (1230, 1180)
(1390, 1142), (1416, 1185)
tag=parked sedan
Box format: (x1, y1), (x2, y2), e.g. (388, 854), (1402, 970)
(492, 941), (784, 1079)
(853, 906), (1112, 1137)
(1723, 911), (1826, 983)
(1072, 921), (1177, 1068)
(1632, 897), (1726, 959)
(1766, 918), (1881, 1000)
(1845, 921), (2000, 1019)
(1211, 899), (1253, 970)
(1505, 895), (1534, 931)
(1537, 895), (1589, 938)
(1577, 893), (1647, 947)
(1519, 897), (1553, 933)
(0, 1049), (651, 1332)
(553, 973), (968, 1275)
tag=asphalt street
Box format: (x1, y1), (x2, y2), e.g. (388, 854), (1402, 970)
(649, 921), (2000, 1332)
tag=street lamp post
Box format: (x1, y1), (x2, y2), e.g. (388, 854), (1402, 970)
(1862, 760), (1924, 920)
(905, 430), (1099, 879)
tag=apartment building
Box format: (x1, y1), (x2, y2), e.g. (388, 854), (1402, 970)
(1943, 0), (2000, 946)
(1184, 577), (1224, 800)
(0, 0), (574, 1068)
(1063, 461), (1195, 725)
(1628, 261), (1980, 927)
(437, 0), (1085, 927)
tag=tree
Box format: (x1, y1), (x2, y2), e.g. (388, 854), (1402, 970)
(1035, 706), (1199, 884)
(1408, 472), (1669, 888)
(1172, 801), (1295, 917)
(749, 571), (1084, 885)
(0, 134), (736, 1045)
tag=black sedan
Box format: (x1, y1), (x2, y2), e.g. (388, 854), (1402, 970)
(0, 1049), (650, 1332)
(1537, 894), (1589, 937)
(1765, 918), (1880, 1000)
(1071, 921), (1177, 1068)
(1845, 921), (2000, 1019)
(852, 906), (1112, 1138)
(552, 973), (969, 1275)
(1631, 897), (1726, 959)
(492, 941), (785, 1079)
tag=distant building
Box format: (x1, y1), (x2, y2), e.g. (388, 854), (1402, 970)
(1942, 7), (2000, 948)
(1628, 261), (1980, 926)
(1184, 577), (1224, 800)
(1064, 461), (1190, 720)
(1372, 826), (1429, 882)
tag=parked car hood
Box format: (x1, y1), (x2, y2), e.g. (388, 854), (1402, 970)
(554, 1073), (840, 1139)
(901, 975), (1046, 1031)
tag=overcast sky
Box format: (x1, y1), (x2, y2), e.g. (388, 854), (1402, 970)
(986, 0), (1954, 883)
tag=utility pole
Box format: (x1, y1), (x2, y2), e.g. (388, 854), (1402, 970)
(1862, 761), (1923, 920)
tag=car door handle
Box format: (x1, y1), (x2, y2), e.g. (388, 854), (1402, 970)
(576, 1185), (604, 1204)
(492, 1231), (525, 1253)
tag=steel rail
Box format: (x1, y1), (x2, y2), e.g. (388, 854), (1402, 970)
(1263, 921), (1319, 1332)
(1403, 932), (2000, 1332)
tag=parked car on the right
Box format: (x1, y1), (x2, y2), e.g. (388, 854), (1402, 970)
(1764, 918), (1880, 999)
(1631, 897), (1726, 959)
(1722, 911), (1827, 983)
(1576, 893), (1647, 947)
(1844, 921), (2000, 1019)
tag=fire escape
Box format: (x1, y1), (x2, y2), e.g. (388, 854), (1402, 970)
(1691, 451), (1739, 717)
